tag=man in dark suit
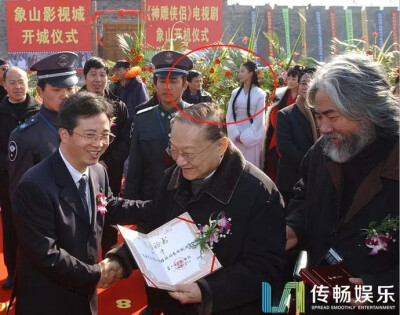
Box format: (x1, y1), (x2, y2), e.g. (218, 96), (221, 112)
(11, 92), (125, 315)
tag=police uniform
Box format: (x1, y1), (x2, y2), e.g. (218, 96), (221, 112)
(124, 51), (193, 201)
(8, 52), (78, 198)
(0, 93), (40, 289)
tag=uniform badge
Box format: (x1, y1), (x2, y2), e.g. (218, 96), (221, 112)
(9, 141), (18, 162)
(58, 54), (69, 67)
(164, 52), (174, 64)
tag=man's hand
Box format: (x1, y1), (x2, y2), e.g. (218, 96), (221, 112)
(98, 258), (123, 289)
(286, 226), (298, 250)
(168, 283), (202, 304)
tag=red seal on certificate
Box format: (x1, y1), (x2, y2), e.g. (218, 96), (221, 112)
(174, 258), (186, 270)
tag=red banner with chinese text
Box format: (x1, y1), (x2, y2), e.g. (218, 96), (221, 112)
(144, 0), (223, 49)
(6, 0), (92, 52)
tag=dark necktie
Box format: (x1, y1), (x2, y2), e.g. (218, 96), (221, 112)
(78, 175), (89, 216)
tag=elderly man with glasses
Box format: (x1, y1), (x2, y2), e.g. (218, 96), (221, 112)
(103, 103), (286, 315)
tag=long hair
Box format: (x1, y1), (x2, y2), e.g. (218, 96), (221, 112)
(308, 53), (399, 139)
(232, 61), (260, 124)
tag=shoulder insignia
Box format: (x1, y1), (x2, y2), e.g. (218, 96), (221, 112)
(9, 141), (18, 162)
(18, 116), (38, 131)
(136, 105), (157, 115)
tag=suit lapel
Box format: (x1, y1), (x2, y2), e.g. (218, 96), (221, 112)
(52, 151), (91, 225)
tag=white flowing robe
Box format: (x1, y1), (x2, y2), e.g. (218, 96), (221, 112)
(226, 86), (266, 169)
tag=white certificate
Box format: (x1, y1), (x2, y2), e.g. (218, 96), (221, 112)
(118, 212), (222, 290)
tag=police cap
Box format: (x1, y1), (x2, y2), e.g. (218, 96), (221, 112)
(152, 51), (193, 78)
(30, 52), (78, 87)
(113, 60), (131, 69)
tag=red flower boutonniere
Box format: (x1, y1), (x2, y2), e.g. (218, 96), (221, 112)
(361, 215), (398, 255)
(96, 192), (107, 215)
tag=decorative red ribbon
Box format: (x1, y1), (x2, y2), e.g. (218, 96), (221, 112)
(177, 216), (195, 225)
(142, 273), (159, 289)
(210, 254), (216, 272)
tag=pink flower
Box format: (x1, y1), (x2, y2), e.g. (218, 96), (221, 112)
(209, 233), (219, 246)
(217, 211), (231, 232)
(365, 233), (392, 255)
(96, 192), (107, 215)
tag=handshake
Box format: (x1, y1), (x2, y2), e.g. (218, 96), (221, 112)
(98, 258), (124, 289)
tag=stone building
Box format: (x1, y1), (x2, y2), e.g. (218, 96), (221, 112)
(0, 0), (398, 64)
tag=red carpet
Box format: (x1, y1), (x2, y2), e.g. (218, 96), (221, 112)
(0, 218), (148, 314)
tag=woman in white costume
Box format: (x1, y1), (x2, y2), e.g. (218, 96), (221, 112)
(226, 61), (266, 169)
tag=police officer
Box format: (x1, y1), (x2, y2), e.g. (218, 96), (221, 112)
(8, 52), (78, 198)
(124, 51), (193, 201)
(0, 67), (40, 289)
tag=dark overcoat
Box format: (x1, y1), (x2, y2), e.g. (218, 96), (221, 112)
(108, 143), (287, 314)
(287, 139), (399, 294)
(275, 103), (314, 193)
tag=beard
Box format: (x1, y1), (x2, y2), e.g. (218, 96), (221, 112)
(321, 120), (375, 163)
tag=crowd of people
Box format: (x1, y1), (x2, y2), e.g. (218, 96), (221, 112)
(0, 49), (398, 315)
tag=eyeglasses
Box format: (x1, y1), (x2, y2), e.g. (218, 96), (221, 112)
(166, 140), (217, 163)
(68, 130), (116, 144)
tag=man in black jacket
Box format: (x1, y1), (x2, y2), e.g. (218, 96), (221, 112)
(112, 60), (149, 121)
(286, 54), (399, 312)
(103, 103), (286, 314)
(182, 70), (212, 104)
(0, 66), (40, 289)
